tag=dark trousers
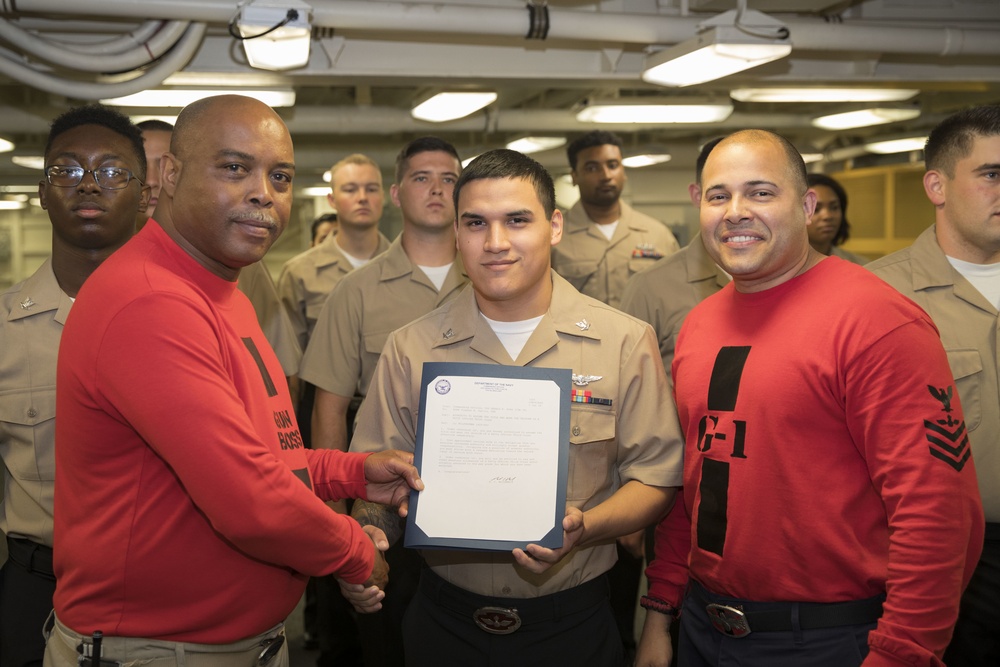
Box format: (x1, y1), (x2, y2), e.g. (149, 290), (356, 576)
(678, 581), (876, 667)
(944, 522), (1000, 666)
(402, 569), (624, 667)
(608, 541), (643, 658)
(0, 537), (56, 667)
(355, 542), (421, 667)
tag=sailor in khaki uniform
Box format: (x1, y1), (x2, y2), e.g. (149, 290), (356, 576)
(303, 138), (468, 667)
(867, 105), (1000, 667)
(621, 137), (730, 382)
(551, 130), (679, 308)
(1, 104), (148, 667)
(344, 149), (683, 667)
(277, 154), (390, 351)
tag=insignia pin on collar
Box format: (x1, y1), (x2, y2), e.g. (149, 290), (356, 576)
(19, 297), (35, 310)
(575, 319), (591, 331)
(443, 328), (455, 339)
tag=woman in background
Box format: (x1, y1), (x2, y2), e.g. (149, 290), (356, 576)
(807, 173), (869, 266)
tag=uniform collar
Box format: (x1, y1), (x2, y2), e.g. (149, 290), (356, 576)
(378, 233), (467, 288)
(312, 232), (390, 270)
(7, 257), (74, 325)
(431, 272), (600, 364)
(687, 234), (730, 288)
(909, 224), (996, 313)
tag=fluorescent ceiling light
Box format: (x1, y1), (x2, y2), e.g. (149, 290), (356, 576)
(461, 154), (481, 168)
(11, 155), (44, 170)
(301, 186), (332, 197)
(0, 200), (27, 210)
(865, 136), (928, 154)
(322, 170), (332, 183)
(576, 101), (733, 124)
(801, 153), (825, 164)
(505, 137), (567, 154)
(103, 89), (296, 108)
(237, 0), (312, 71)
(412, 92), (497, 123)
(0, 138), (14, 153)
(731, 87), (919, 103)
(0, 185), (41, 193)
(812, 107), (920, 130)
(642, 10), (791, 88)
(622, 154), (672, 168)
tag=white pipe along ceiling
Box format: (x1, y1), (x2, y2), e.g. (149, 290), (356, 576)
(0, 0), (998, 180)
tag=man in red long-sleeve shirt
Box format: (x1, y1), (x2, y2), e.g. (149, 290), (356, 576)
(639, 129), (984, 667)
(44, 95), (422, 667)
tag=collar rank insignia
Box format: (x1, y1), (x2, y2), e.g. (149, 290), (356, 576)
(575, 318), (591, 331)
(19, 297), (35, 310)
(572, 373), (603, 387)
(443, 328), (455, 339)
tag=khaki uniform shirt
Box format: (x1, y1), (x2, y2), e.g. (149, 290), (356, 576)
(620, 235), (729, 384)
(0, 259), (69, 547)
(300, 234), (468, 399)
(351, 272), (684, 598)
(831, 246), (870, 266)
(237, 261), (302, 376)
(552, 201), (680, 308)
(277, 233), (391, 350)
(868, 225), (1000, 520)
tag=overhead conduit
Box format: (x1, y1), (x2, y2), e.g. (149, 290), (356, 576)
(0, 0), (997, 100)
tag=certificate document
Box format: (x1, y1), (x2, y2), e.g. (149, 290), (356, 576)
(405, 362), (571, 551)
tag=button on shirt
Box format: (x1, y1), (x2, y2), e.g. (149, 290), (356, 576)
(0, 259), (71, 547)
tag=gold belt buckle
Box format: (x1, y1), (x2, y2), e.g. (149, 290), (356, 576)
(473, 606), (522, 635)
(705, 603), (751, 637)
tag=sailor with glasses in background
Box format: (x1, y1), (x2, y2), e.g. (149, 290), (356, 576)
(0, 104), (149, 667)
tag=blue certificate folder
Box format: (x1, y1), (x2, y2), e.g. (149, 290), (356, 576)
(404, 362), (572, 552)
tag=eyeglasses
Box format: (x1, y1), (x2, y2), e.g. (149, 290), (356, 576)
(44, 165), (143, 190)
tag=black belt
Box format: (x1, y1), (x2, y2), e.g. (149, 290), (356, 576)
(5, 536), (55, 580)
(419, 568), (609, 635)
(690, 580), (884, 638)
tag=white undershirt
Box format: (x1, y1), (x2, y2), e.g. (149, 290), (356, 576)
(481, 313), (544, 361)
(417, 262), (453, 291)
(596, 220), (619, 241)
(340, 247), (371, 269)
(947, 255), (1000, 310)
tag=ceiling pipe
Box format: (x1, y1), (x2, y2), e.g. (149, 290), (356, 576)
(0, 22), (206, 98)
(5, 0), (1000, 57)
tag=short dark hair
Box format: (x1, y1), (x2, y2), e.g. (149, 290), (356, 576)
(454, 149), (556, 218)
(136, 119), (174, 133)
(311, 212), (337, 241)
(925, 105), (1000, 178)
(45, 104), (147, 179)
(394, 136), (461, 184)
(566, 130), (623, 170)
(695, 137), (725, 184)
(807, 173), (852, 246)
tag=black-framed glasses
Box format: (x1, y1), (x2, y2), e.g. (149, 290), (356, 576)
(44, 165), (143, 190)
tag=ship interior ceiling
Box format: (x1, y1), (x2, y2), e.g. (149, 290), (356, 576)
(1, 0), (999, 285)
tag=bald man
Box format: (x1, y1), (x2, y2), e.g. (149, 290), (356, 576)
(639, 130), (983, 667)
(45, 95), (422, 667)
